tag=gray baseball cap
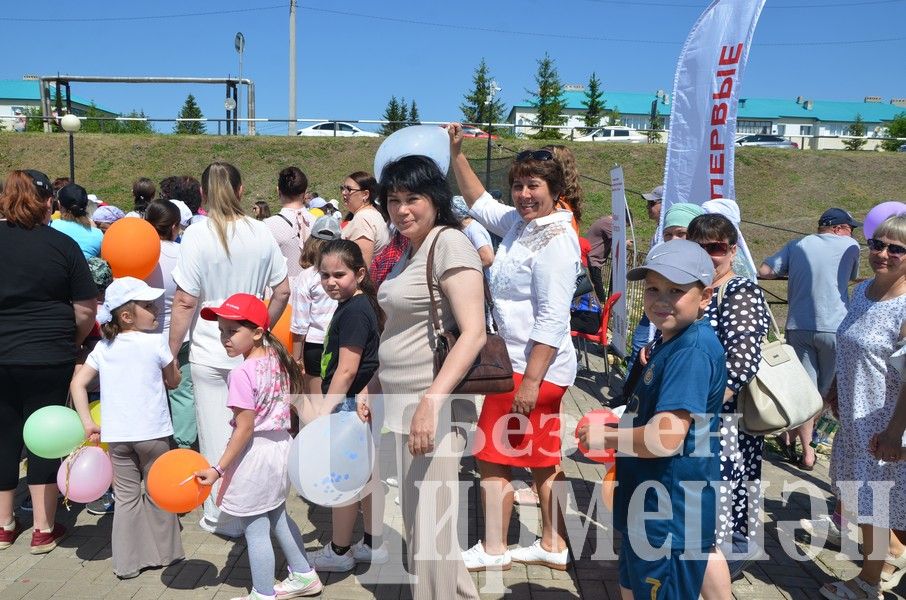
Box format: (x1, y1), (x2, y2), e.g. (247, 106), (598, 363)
(310, 215), (341, 240)
(641, 185), (664, 203)
(627, 239), (715, 286)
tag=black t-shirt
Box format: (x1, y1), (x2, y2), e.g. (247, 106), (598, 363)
(320, 293), (380, 396)
(0, 222), (97, 365)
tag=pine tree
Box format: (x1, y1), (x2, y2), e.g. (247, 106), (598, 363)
(409, 100), (421, 125)
(380, 96), (404, 135)
(528, 53), (566, 140)
(609, 106), (622, 126)
(582, 72), (606, 131)
(843, 113), (867, 151)
(174, 94), (206, 134)
(120, 109), (154, 134)
(460, 58), (506, 131)
(399, 97), (409, 125)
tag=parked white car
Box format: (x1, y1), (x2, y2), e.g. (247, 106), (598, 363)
(296, 121), (379, 137)
(574, 126), (647, 143)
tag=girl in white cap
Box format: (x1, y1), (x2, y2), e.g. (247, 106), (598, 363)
(69, 277), (184, 579)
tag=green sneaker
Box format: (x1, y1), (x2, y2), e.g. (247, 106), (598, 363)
(230, 590), (276, 600)
(274, 569), (323, 598)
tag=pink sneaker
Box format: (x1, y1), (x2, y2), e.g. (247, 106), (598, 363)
(274, 569), (323, 598)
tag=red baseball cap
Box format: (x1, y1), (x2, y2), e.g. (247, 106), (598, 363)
(200, 293), (269, 329)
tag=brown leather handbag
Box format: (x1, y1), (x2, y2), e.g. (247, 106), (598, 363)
(426, 228), (514, 395)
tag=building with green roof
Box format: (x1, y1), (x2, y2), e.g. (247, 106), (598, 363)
(507, 86), (906, 149)
(0, 78), (117, 131)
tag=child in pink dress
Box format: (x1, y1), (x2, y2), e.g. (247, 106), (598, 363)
(195, 293), (321, 600)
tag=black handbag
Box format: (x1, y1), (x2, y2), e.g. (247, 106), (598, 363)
(427, 228), (514, 395)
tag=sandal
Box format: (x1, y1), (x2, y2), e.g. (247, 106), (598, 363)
(513, 486), (540, 506)
(819, 577), (882, 599)
(881, 549), (906, 591)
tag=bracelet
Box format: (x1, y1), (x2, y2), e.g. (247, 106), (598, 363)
(212, 465), (224, 477)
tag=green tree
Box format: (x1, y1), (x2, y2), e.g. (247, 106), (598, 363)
(399, 97), (410, 124)
(843, 113), (867, 151)
(120, 109), (154, 134)
(460, 58), (506, 131)
(882, 112), (906, 152)
(24, 106), (44, 132)
(380, 96), (405, 135)
(528, 53), (566, 140)
(609, 106), (622, 126)
(79, 103), (114, 133)
(582, 72), (606, 131)
(409, 100), (420, 125)
(174, 94), (206, 135)
(648, 114), (664, 144)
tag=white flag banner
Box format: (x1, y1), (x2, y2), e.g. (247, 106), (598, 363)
(610, 166), (628, 358)
(661, 0), (766, 223)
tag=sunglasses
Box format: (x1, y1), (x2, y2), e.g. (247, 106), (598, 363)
(515, 149), (555, 162)
(867, 238), (906, 257)
(698, 241), (731, 257)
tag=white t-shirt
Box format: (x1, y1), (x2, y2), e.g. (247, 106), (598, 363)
(147, 240), (186, 342)
(86, 331), (174, 443)
(173, 217), (288, 368)
(463, 220), (493, 252)
(290, 265), (337, 344)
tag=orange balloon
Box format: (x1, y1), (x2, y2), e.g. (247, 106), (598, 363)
(269, 301), (293, 350)
(601, 466), (617, 511)
(101, 218), (161, 279)
(146, 449), (211, 514)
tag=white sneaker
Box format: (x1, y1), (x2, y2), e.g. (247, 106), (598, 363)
(384, 477), (398, 487)
(198, 516), (243, 539)
(799, 515), (842, 547)
(230, 590), (276, 600)
(509, 539), (569, 571)
(461, 541), (511, 572)
(273, 569), (323, 598)
(351, 540), (389, 564)
(309, 544), (355, 572)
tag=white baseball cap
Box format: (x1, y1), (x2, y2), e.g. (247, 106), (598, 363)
(169, 199), (193, 227)
(97, 277), (164, 324)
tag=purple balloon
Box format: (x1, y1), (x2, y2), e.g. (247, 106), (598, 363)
(864, 201), (906, 239)
(57, 445), (113, 504)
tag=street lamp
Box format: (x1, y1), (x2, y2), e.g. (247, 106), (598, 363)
(235, 32), (245, 134)
(60, 113), (81, 182)
(485, 79), (501, 188)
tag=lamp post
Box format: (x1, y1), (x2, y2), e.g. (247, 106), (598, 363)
(60, 113), (81, 182)
(235, 32), (245, 134)
(485, 79), (501, 188)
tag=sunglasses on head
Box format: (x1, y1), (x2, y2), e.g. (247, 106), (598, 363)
(867, 238), (906, 257)
(515, 149), (555, 163)
(698, 241), (731, 257)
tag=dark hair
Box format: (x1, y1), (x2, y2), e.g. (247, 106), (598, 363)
(687, 213), (738, 246)
(132, 177), (156, 214)
(0, 170), (48, 229)
(52, 177), (70, 194)
(318, 239), (385, 331)
(160, 175), (203, 214)
(508, 152), (567, 205)
(300, 235), (328, 269)
(278, 166), (308, 198)
(101, 301), (135, 341)
(541, 144), (583, 222)
(253, 200), (271, 219)
(263, 330), (304, 395)
(377, 156), (461, 230)
(144, 199), (181, 240)
(347, 171), (380, 207)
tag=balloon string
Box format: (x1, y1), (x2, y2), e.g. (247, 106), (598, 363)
(60, 440), (94, 511)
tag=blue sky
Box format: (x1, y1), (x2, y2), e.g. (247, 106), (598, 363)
(2, 0), (903, 134)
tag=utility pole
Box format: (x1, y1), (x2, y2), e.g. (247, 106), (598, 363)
(235, 32), (245, 134)
(288, 0), (297, 136)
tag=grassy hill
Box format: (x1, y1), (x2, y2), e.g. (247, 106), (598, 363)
(2, 131), (904, 271)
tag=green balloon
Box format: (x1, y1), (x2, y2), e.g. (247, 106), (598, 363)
(23, 406), (84, 459)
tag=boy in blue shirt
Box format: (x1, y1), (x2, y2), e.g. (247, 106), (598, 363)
(578, 239), (729, 599)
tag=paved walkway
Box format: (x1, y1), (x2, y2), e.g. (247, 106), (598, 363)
(0, 350), (899, 599)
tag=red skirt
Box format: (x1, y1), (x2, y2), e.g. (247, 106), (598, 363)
(474, 372), (568, 468)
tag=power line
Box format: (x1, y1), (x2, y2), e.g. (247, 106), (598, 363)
(0, 4), (285, 23)
(579, 0), (904, 7)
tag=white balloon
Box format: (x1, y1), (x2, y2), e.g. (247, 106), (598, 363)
(373, 125), (450, 182)
(288, 411), (374, 507)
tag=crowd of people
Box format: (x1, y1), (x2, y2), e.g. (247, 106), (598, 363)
(0, 122), (905, 600)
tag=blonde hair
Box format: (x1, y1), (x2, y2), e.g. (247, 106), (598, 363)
(873, 215), (906, 244)
(543, 144), (583, 222)
(100, 301), (135, 340)
(201, 162), (247, 255)
(60, 210), (93, 228)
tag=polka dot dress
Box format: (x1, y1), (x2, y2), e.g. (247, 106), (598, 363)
(830, 281), (906, 529)
(707, 276), (770, 545)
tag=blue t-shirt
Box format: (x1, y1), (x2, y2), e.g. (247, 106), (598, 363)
(51, 219), (104, 259)
(762, 233), (859, 332)
(614, 319), (727, 552)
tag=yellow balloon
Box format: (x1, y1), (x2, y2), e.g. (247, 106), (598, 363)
(87, 401), (109, 452)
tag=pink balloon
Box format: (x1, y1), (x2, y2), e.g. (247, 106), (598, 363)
(864, 201), (906, 239)
(57, 446), (113, 504)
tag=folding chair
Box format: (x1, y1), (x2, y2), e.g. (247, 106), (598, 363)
(571, 292), (622, 375)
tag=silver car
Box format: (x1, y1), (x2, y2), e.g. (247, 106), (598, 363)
(297, 121), (380, 137)
(736, 134), (798, 149)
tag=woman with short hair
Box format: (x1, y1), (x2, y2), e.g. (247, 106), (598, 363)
(167, 162), (290, 537)
(0, 171), (97, 554)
